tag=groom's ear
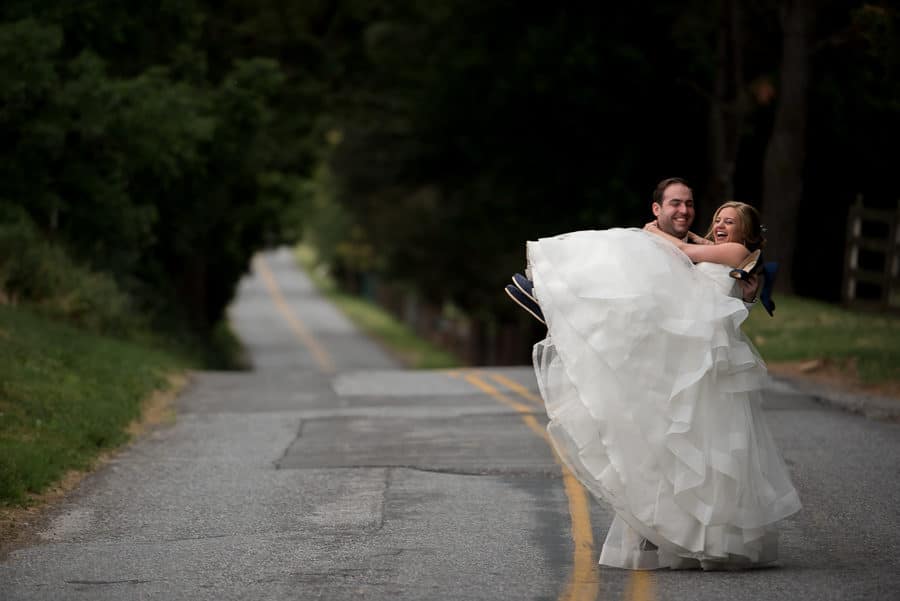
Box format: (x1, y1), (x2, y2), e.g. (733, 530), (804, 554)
(652, 203), (661, 217)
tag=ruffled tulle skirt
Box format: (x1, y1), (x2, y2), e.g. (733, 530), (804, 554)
(528, 229), (801, 569)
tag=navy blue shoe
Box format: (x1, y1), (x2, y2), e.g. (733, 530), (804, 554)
(505, 284), (545, 325)
(511, 273), (536, 302)
(759, 262), (778, 316)
(729, 249), (763, 281)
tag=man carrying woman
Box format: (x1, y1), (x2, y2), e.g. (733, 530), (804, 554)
(509, 178), (801, 570)
(506, 177), (765, 323)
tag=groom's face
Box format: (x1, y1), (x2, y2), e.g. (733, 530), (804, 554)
(653, 183), (694, 238)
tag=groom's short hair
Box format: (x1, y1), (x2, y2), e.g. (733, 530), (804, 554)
(652, 177), (692, 206)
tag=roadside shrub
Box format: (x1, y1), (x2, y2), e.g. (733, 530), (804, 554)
(0, 211), (140, 336)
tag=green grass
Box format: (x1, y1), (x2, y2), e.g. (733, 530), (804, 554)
(0, 305), (191, 506)
(744, 295), (900, 384)
(294, 246), (462, 369)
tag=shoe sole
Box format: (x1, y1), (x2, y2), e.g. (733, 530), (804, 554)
(505, 285), (546, 325)
(511, 274), (537, 303)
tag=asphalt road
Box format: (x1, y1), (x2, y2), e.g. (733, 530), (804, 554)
(2, 247), (898, 601)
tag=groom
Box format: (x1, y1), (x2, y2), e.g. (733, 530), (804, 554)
(505, 177), (762, 323)
(649, 177), (761, 304)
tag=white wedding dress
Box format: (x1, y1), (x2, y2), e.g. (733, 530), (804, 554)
(528, 228), (801, 570)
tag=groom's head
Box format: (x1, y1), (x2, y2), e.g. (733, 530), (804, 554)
(652, 177), (695, 238)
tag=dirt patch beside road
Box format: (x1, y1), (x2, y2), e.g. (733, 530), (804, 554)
(768, 359), (900, 404)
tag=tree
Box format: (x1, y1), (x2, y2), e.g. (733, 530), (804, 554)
(321, 3), (714, 320)
(0, 4), (299, 333)
(761, 0), (815, 294)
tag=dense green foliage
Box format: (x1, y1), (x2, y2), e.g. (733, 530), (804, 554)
(303, 1), (899, 317)
(0, 210), (140, 335)
(0, 305), (188, 505)
(0, 3), (296, 333)
(1, 1), (897, 346)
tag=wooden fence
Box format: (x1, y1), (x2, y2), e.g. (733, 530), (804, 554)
(842, 196), (900, 311)
(372, 281), (537, 366)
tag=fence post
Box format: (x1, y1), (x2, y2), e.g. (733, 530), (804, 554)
(888, 199), (900, 307)
(842, 195), (863, 305)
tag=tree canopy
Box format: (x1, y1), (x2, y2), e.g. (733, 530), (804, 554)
(1, 1), (897, 341)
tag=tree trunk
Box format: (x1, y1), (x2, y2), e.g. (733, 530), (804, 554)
(707, 0), (746, 224)
(761, 0), (814, 294)
(179, 255), (210, 330)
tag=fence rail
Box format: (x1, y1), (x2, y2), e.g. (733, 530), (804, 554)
(842, 195), (900, 311)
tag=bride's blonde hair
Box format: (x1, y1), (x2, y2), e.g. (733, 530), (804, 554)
(704, 201), (766, 251)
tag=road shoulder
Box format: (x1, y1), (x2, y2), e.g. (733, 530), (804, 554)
(768, 362), (900, 421)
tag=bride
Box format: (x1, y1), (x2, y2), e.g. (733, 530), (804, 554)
(527, 201), (801, 570)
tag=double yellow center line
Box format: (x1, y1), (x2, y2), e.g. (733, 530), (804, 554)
(456, 370), (656, 601)
(255, 255), (336, 373)
(258, 254), (653, 600)
(452, 370), (600, 601)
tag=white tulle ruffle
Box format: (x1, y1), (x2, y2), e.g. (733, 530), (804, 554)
(528, 228), (801, 569)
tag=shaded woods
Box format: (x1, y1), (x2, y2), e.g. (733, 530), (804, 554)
(1, 1), (898, 362)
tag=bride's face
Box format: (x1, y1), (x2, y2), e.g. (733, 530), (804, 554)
(711, 207), (744, 245)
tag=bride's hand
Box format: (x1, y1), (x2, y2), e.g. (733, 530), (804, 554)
(644, 221), (688, 249)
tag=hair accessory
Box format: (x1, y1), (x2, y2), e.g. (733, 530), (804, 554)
(760, 224), (768, 234)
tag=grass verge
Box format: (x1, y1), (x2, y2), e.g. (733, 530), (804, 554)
(744, 295), (900, 386)
(0, 304), (192, 506)
(294, 246), (462, 369)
